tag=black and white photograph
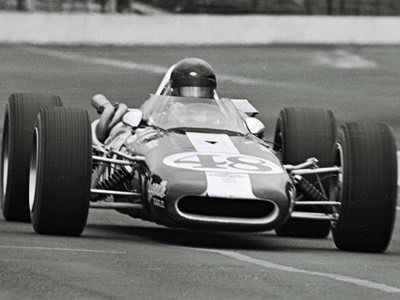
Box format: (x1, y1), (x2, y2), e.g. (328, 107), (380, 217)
(0, 0), (399, 299)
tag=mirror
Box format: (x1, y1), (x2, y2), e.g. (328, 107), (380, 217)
(245, 117), (265, 139)
(123, 109), (143, 128)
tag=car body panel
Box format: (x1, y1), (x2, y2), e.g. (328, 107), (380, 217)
(101, 95), (294, 231)
(105, 130), (293, 231)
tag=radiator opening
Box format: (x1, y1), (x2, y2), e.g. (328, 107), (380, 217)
(177, 196), (275, 219)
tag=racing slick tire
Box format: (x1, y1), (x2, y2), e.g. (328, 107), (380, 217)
(30, 107), (92, 236)
(273, 107), (337, 238)
(331, 123), (397, 252)
(1, 93), (63, 222)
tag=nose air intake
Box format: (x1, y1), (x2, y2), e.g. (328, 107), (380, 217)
(176, 196), (279, 225)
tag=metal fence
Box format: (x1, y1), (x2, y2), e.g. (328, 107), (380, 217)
(2, 0), (400, 15)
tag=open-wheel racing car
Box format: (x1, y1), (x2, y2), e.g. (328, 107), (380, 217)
(1, 60), (398, 253)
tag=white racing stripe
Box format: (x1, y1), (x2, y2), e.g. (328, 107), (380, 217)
(0, 245), (126, 254)
(186, 132), (257, 199)
(188, 247), (400, 293)
(186, 132), (239, 154)
(205, 172), (256, 198)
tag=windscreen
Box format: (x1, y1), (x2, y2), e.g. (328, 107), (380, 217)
(140, 95), (248, 134)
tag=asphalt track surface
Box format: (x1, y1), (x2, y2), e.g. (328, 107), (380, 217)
(0, 44), (399, 299)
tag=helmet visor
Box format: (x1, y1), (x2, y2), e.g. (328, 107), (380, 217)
(176, 87), (213, 99)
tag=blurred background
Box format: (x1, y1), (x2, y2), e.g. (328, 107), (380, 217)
(2, 0), (400, 15)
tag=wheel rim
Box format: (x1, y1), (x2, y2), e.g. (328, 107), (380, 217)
(29, 128), (39, 212)
(330, 142), (344, 223)
(1, 117), (9, 205)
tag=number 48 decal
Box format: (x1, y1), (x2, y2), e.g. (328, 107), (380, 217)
(163, 152), (283, 174)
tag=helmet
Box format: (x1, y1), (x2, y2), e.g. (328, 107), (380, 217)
(170, 58), (216, 99)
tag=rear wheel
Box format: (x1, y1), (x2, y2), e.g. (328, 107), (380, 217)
(1, 93), (62, 221)
(274, 107), (337, 238)
(332, 123), (397, 252)
(30, 107), (92, 236)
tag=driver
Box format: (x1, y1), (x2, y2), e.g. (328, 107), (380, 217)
(169, 57), (216, 99)
(153, 58), (218, 121)
(92, 58), (218, 143)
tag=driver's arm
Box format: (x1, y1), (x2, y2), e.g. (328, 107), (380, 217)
(92, 94), (128, 142)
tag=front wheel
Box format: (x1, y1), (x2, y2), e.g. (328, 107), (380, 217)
(332, 123), (397, 252)
(1, 93), (62, 222)
(30, 107), (92, 236)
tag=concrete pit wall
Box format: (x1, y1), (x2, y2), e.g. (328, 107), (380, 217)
(1, 13), (400, 45)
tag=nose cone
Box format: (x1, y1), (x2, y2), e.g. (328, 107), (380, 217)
(126, 130), (293, 231)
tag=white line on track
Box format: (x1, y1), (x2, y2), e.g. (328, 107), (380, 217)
(315, 49), (377, 69)
(187, 247), (400, 293)
(0, 245), (126, 254)
(23, 46), (167, 74)
(22, 47), (295, 88)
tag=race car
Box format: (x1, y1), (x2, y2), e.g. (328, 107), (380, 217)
(1, 67), (397, 253)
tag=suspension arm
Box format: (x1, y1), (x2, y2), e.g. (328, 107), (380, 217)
(290, 166), (340, 175)
(284, 157), (340, 175)
(93, 145), (146, 163)
(93, 156), (133, 165)
(90, 189), (141, 197)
